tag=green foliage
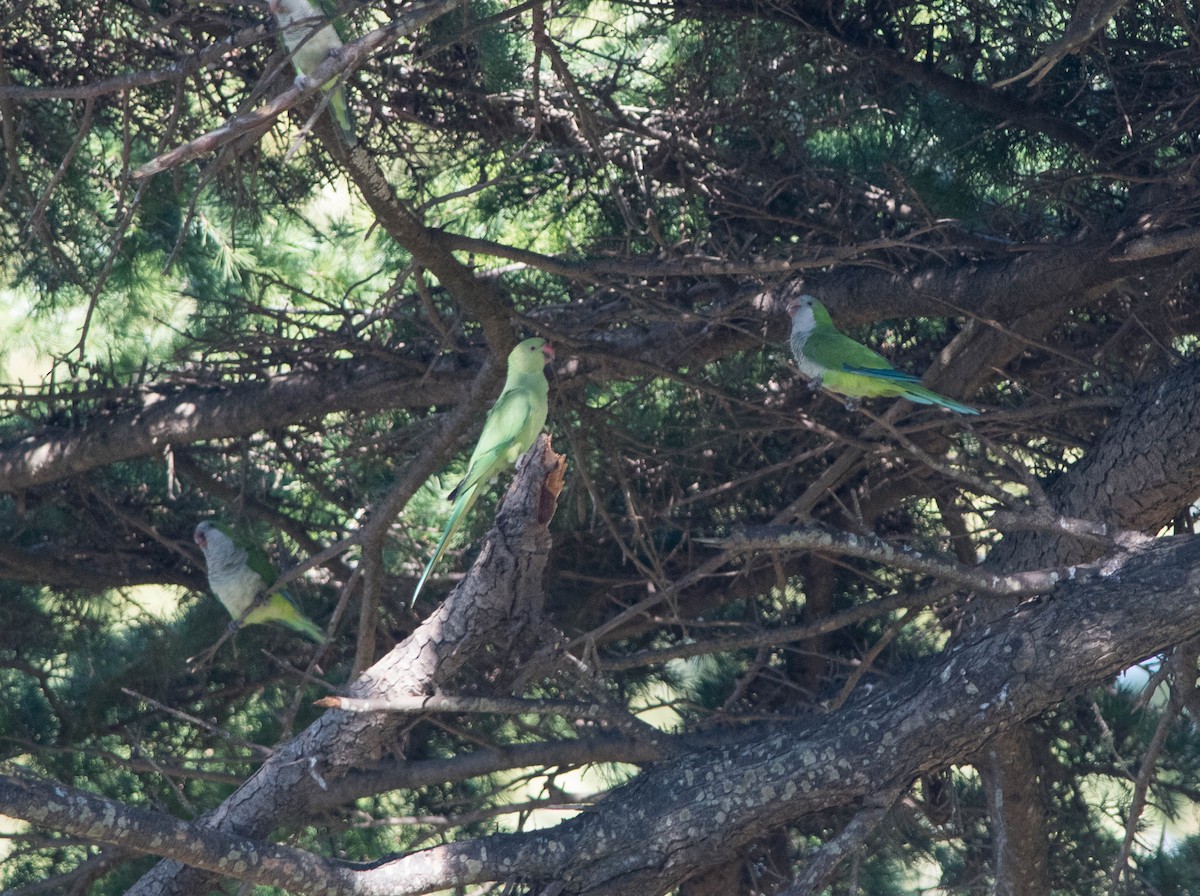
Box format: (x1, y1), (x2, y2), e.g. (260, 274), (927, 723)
(3, 0), (1200, 892)
(1141, 835), (1200, 895)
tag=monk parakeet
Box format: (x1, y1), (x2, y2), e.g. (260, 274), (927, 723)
(411, 337), (555, 605)
(268, 0), (357, 146)
(786, 294), (979, 414)
(193, 520), (326, 643)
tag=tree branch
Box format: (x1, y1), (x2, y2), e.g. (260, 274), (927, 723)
(2, 234), (1193, 497)
(126, 435), (565, 895)
(132, 0), (460, 179)
(0, 357), (458, 493)
(93, 531), (1200, 895)
(314, 690), (653, 736)
(712, 522), (1099, 597)
(387, 533), (1200, 896)
(0, 772), (363, 895)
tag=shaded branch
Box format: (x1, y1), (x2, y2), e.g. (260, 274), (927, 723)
(127, 435), (565, 895)
(315, 690), (652, 736)
(713, 522), (1121, 596)
(132, 0), (460, 179)
(782, 789), (902, 896)
(0, 21), (271, 101)
(401, 533), (1200, 896)
(0, 772), (364, 895)
(310, 731), (716, 812)
(249, 532), (1200, 896)
(994, 0), (1129, 88)
(0, 357), (458, 493)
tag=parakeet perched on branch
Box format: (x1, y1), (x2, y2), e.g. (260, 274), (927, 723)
(411, 337), (555, 606)
(193, 520), (326, 643)
(786, 294), (979, 414)
(269, 0), (357, 145)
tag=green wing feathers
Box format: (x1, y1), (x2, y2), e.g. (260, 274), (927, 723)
(804, 326), (895, 373)
(243, 543), (280, 588)
(326, 87), (356, 146)
(838, 363), (979, 413)
(411, 337), (552, 606)
(450, 388), (535, 500)
(799, 303), (977, 414)
(410, 391), (533, 606)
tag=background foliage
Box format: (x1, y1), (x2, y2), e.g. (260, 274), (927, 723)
(3, 0), (1200, 893)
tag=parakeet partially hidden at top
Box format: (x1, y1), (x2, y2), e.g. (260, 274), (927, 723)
(411, 337), (555, 606)
(268, 0), (357, 146)
(193, 520), (326, 643)
(786, 294), (979, 415)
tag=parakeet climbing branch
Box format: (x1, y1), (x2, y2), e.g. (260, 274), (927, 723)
(133, 0), (460, 178)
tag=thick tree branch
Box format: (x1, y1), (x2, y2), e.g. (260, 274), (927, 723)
(29, 533), (1200, 896)
(969, 360), (1200, 894)
(310, 733), (697, 812)
(109, 530), (1200, 894)
(0, 773), (371, 896)
(989, 359), (1200, 573)
(0, 358), (459, 493)
(315, 690), (652, 735)
(127, 436), (565, 895)
(389, 533), (1200, 896)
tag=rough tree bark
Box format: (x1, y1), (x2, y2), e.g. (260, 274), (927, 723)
(26, 361), (1169, 894)
(10, 524), (1200, 895)
(969, 359), (1200, 895)
(124, 433), (567, 895)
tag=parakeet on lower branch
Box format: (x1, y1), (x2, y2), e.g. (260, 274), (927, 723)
(411, 337), (555, 606)
(193, 520), (326, 643)
(786, 294), (979, 414)
(268, 0), (357, 145)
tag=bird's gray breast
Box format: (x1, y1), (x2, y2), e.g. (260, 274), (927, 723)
(206, 544), (264, 606)
(790, 327), (826, 381)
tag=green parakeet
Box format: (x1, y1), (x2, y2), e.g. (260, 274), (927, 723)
(193, 520), (326, 643)
(268, 0), (357, 146)
(411, 337), (555, 606)
(786, 294), (979, 414)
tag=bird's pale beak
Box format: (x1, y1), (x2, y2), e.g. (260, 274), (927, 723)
(542, 344), (555, 361)
(194, 531), (206, 549)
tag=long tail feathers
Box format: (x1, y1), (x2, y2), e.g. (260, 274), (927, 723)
(905, 386), (979, 415)
(327, 86), (357, 146)
(283, 611), (327, 644)
(411, 485), (479, 607)
(262, 592), (327, 643)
